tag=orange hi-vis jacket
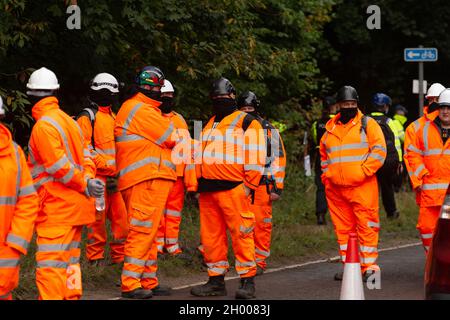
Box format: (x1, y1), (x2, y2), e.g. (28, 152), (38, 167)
(320, 110), (387, 186)
(404, 111), (450, 207)
(77, 106), (117, 178)
(114, 93), (178, 191)
(164, 111), (197, 192)
(198, 110), (266, 190)
(28, 97), (96, 227)
(0, 124), (38, 255)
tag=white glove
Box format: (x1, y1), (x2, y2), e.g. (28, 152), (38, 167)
(86, 178), (105, 198)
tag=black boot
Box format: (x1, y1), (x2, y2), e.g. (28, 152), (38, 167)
(152, 284), (172, 296)
(387, 211), (400, 219)
(121, 288), (153, 299)
(317, 212), (326, 225)
(190, 276), (227, 297)
(235, 277), (256, 299)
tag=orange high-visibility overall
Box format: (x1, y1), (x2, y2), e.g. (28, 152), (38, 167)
(320, 110), (386, 273)
(404, 110), (450, 253)
(28, 97), (96, 300)
(115, 93), (178, 292)
(0, 124), (38, 300)
(197, 111), (266, 278)
(77, 106), (128, 264)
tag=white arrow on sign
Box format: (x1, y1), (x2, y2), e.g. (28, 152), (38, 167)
(408, 51), (420, 59)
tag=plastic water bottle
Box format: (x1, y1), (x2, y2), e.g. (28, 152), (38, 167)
(95, 195), (105, 211)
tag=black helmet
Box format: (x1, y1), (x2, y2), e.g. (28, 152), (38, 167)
(135, 66), (165, 87)
(237, 91), (260, 109)
(323, 95), (337, 109)
(210, 77), (236, 98)
(336, 86), (359, 103)
(394, 104), (408, 115)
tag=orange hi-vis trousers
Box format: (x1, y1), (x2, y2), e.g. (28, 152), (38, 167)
(35, 225), (83, 300)
(418, 206), (441, 254)
(249, 184), (273, 270)
(156, 178), (184, 255)
(120, 179), (174, 292)
(325, 176), (380, 273)
(199, 184), (257, 278)
(86, 189), (129, 263)
(0, 245), (20, 300)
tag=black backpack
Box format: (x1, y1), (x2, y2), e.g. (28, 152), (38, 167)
(362, 115), (399, 171)
(76, 106), (98, 150)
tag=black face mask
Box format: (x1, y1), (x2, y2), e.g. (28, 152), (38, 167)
(27, 95), (52, 107)
(339, 107), (358, 124)
(138, 87), (162, 102)
(428, 102), (439, 113)
(212, 98), (237, 121)
(160, 96), (174, 114)
(89, 89), (116, 106)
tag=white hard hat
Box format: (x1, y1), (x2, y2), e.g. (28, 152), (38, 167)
(438, 89), (450, 106)
(0, 96), (4, 116)
(426, 83), (445, 98)
(26, 67), (60, 93)
(161, 79), (174, 94)
(90, 73), (119, 93)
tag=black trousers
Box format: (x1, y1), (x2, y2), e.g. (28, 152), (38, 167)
(376, 164), (398, 215)
(314, 165), (328, 216)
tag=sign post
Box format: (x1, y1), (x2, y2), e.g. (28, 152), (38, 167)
(404, 47), (438, 116)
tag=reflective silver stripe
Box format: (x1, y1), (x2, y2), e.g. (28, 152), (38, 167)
(255, 248), (270, 257)
(97, 148), (115, 156)
(34, 176), (54, 189)
(424, 149), (442, 156)
(115, 134), (145, 142)
(123, 103), (142, 133)
(237, 269), (250, 275)
(40, 116), (75, 163)
(106, 159), (116, 166)
(444, 150), (450, 155)
(165, 209), (181, 217)
(166, 244), (180, 254)
(244, 164), (264, 172)
(58, 166), (75, 184)
(328, 155), (366, 164)
(360, 257), (377, 264)
(142, 272), (157, 279)
(371, 145), (386, 153)
(263, 218), (272, 224)
(46, 156), (70, 175)
(156, 122), (175, 145)
(421, 233), (433, 239)
(206, 261), (229, 268)
(208, 267), (227, 275)
(202, 151), (243, 163)
(368, 221), (380, 228)
(244, 144), (261, 151)
(124, 256), (146, 267)
(122, 270), (142, 278)
(6, 233), (29, 251)
(275, 177), (283, 183)
(0, 258), (20, 267)
(31, 165), (45, 179)
(240, 225), (254, 234)
(406, 144), (424, 155)
(0, 196), (16, 206)
(360, 130), (367, 143)
(414, 164), (426, 177)
(360, 246), (377, 253)
(368, 153), (385, 163)
(37, 260), (68, 269)
(422, 183), (449, 190)
(19, 184), (36, 197)
(165, 238), (178, 245)
(83, 149), (91, 157)
(130, 218), (153, 228)
(229, 112), (246, 130)
(423, 121), (430, 151)
(145, 260), (157, 267)
(326, 143), (369, 153)
(69, 241), (80, 249)
(339, 244), (348, 251)
(156, 237), (165, 243)
(236, 260), (256, 268)
(413, 119), (421, 133)
(185, 164), (195, 171)
(162, 159), (176, 170)
(321, 160), (329, 166)
(38, 243), (71, 252)
(69, 256), (80, 264)
(119, 156), (160, 177)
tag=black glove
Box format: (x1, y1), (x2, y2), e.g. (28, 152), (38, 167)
(106, 176), (118, 193)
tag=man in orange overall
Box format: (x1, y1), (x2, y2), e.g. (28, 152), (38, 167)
(26, 67), (105, 299)
(320, 86), (386, 281)
(0, 96), (39, 300)
(190, 78), (265, 299)
(238, 91), (286, 275)
(115, 66), (178, 299)
(404, 88), (450, 254)
(155, 79), (197, 257)
(77, 73), (128, 265)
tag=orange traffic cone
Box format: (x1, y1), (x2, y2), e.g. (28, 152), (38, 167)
(425, 192), (450, 300)
(340, 232), (365, 300)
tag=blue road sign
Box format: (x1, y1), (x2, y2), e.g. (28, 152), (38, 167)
(404, 48), (438, 62)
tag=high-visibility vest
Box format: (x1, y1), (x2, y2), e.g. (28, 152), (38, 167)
(198, 110), (266, 189)
(27, 96), (95, 226)
(0, 123), (38, 255)
(320, 110), (387, 187)
(114, 93), (177, 191)
(404, 111), (450, 207)
(77, 106), (117, 177)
